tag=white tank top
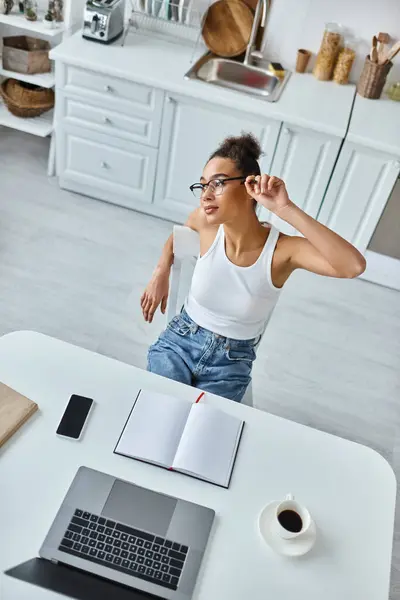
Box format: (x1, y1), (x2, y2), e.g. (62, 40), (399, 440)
(185, 225), (281, 340)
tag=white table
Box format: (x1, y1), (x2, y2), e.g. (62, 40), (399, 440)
(0, 331), (396, 600)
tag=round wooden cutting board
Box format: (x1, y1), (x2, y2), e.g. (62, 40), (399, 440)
(202, 0), (254, 58)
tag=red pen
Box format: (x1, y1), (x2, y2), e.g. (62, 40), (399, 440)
(195, 392), (205, 404)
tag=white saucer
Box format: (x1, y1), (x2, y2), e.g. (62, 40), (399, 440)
(259, 501), (317, 557)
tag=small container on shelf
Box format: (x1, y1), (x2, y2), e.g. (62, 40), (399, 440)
(333, 37), (357, 84)
(2, 36), (51, 74)
(44, 0), (56, 28)
(295, 49), (311, 73)
(1, 0), (14, 15)
(387, 82), (400, 101)
(43, 10), (55, 28)
(24, 0), (38, 21)
(53, 0), (63, 22)
(313, 22), (343, 81)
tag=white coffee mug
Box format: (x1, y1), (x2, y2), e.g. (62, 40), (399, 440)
(274, 494), (311, 540)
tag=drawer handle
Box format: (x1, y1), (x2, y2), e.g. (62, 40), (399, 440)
(103, 116), (112, 125)
(104, 85), (114, 93)
(166, 95), (174, 104)
(283, 127), (291, 135)
(101, 161), (109, 169)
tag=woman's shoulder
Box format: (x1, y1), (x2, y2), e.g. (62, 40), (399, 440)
(186, 207), (217, 233)
(185, 208), (219, 257)
(261, 221), (289, 243)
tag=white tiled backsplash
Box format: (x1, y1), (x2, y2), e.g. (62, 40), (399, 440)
(263, 0), (400, 83)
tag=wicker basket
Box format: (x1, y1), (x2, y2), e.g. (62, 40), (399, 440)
(0, 78), (54, 118)
(357, 56), (393, 99)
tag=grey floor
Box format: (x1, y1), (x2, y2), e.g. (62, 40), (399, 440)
(1, 129), (400, 597)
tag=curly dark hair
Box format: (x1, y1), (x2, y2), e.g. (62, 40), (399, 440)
(209, 133), (262, 178)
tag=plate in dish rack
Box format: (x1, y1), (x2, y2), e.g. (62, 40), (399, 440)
(152, 0), (162, 16)
(179, 0), (190, 22)
(170, 0), (179, 20)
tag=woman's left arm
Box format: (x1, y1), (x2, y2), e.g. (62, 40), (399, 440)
(246, 175), (366, 279)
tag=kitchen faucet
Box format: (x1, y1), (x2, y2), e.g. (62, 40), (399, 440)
(243, 0), (269, 66)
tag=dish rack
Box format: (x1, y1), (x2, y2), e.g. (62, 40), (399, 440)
(123, 0), (210, 49)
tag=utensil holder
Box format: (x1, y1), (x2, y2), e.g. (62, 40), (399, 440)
(357, 56), (393, 99)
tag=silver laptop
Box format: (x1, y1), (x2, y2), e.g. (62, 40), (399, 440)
(39, 466), (215, 600)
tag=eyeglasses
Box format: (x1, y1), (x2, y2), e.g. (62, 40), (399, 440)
(189, 176), (246, 200)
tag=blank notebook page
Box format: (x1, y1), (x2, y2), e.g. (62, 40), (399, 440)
(116, 390), (192, 467)
(173, 403), (242, 485)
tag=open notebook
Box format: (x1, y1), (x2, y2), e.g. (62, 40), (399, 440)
(114, 390), (244, 488)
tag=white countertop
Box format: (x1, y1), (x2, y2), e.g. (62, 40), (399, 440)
(51, 32), (356, 138)
(347, 94), (400, 158)
(0, 331), (396, 600)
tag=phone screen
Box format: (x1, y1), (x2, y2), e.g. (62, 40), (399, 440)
(56, 395), (93, 439)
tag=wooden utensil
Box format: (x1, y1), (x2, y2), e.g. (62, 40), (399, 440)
(385, 40), (400, 64)
(242, 0), (257, 9)
(202, 0), (254, 58)
(377, 32), (390, 64)
(377, 32), (390, 44)
(370, 35), (378, 63)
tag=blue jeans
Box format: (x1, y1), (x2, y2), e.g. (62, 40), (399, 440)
(147, 309), (258, 402)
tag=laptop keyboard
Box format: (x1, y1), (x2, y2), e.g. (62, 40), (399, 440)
(58, 508), (189, 591)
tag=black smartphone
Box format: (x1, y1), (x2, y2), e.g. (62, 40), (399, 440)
(56, 395), (94, 440)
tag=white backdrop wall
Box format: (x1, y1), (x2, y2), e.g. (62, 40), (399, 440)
(262, 0), (400, 84)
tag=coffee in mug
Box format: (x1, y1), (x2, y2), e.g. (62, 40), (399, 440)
(278, 509), (303, 533)
(275, 494), (311, 540)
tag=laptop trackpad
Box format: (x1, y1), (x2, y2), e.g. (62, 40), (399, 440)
(102, 480), (177, 536)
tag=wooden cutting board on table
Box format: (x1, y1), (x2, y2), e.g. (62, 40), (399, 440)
(202, 0), (254, 58)
(0, 382), (38, 448)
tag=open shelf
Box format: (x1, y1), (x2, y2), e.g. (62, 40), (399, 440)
(0, 64), (55, 87)
(0, 98), (53, 136)
(0, 13), (64, 37)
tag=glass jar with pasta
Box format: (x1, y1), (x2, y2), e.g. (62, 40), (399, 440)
(314, 22), (343, 81)
(333, 37), (357, 84)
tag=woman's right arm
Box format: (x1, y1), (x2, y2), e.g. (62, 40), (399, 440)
(140, 209), (203, 323)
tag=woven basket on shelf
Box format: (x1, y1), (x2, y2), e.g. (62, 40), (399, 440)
(357, 56), (393, 99)
(0, 78), (54, 118)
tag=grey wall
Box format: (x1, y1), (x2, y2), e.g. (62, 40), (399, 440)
(369, 179), (400, 260)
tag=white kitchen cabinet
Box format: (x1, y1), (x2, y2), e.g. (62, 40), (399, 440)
(56, 65), (164, 148)
(51, 34), (357, 221)
(259, 124), (342, 235)
(154, 93), (282, 223)
(58, 125), (158, 209)
(318, 141), (400, 253)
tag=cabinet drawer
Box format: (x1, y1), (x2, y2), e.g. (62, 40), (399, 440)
(61, 65), (163, 131)
(58, 126), (157, 207)
(61, 95), (158, 147)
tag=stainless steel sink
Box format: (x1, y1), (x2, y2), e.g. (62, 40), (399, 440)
(185, 55), (290, 102)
